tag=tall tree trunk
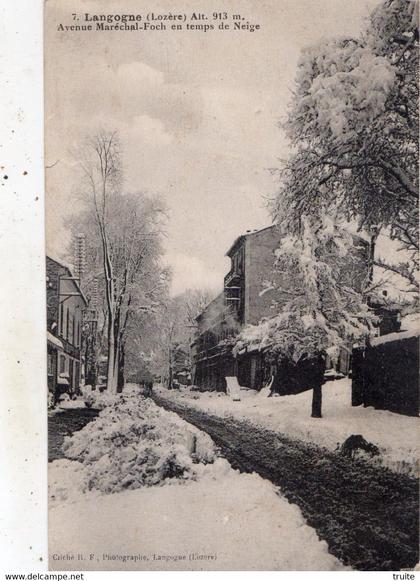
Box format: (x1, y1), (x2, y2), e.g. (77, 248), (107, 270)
(112, 347), (119, 393)
(117, 343), (125, 393)
(84, 330), (97, 387)
(311, 383), (322, 418)
(106, 347), (118, 393)
(106, 313), (119, 393)
(167, 347), (173, 389)
(311, 354), (325, 418)
(106, 317), (114, 389)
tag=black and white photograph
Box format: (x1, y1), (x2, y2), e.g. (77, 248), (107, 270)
(40, 0), (419, 572)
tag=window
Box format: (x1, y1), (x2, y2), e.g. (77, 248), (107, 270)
(60, 302), (64, 336)
(69, 312), (74, 345)
(59, 355), (66, 374)
(66, 307), (69, 340)
(47, 354), (53, 375)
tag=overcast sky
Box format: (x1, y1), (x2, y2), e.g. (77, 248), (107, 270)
(45, 0), (379, 295)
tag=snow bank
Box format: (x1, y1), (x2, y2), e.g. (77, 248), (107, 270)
(49, 385), (346, 570)
(156, 380), (419, 476)
(49, 459), (89, 504)
(81, 385), (117, 410)
(57, 398), (87, 410)
(49, 458), (345, 571)
(48, 395), (88, 416)
(400, 312), (420, 333)
(50, 388), (217, 500)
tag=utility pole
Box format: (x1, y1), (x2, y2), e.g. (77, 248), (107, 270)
(74, 233), (87, 285)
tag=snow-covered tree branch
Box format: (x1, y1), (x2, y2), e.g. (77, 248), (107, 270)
(71, 132), (167, 392)
(273, 0), (418, 292)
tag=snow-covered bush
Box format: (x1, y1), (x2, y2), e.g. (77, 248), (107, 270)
(82, 385), (118, 410)
(57, 390), (217, 496)
(80, 384), (92, 396)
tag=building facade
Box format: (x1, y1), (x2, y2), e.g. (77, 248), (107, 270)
(191, 225), (370, 393)
(46, 256), (87, 402)
(192, 226), (288, 391)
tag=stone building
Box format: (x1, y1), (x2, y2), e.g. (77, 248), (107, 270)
(191, 225), (370, 392)
(46, 255), (87, 402)
(191, 226), (287, 391)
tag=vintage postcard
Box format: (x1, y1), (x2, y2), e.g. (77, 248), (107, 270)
(44, 0), (419, 571)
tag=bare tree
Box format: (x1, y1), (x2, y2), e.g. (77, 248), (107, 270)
(76, 132), (166, 392)
(183, 288), (215, 328)
(150, 297), (187, 388)
(146, 289), (216, 388)
(77, 132), (121, 391)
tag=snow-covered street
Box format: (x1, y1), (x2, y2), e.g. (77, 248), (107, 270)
(49, 459), (343, 571)
(155, 379), (419, 476)
(48, 389), (344, 571)
(151, 390), (419, 571)
(47, 384), (419, 571)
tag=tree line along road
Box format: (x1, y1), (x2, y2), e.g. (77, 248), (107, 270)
(152, 394), (419, 571)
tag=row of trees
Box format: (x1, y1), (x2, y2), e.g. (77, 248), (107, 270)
(70, 132), (168, 392)
(129, 288), (214, 388)
(70, 133), (214, 392)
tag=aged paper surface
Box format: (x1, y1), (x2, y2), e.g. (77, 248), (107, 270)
(45, 0), (419, 572)
(0, 0), (47, 570)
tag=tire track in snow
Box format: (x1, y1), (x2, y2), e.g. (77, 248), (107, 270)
(152, 393), (419, 571)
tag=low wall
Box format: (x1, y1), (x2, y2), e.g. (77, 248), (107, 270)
(352, 333), (419, 417)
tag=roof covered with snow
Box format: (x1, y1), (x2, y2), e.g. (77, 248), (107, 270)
(225, 224), (277, 257)
(370, 328), (419, 347)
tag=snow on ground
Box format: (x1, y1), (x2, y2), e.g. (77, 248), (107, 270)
(155, 379), (419, 476)
(400, 312), (420, 333)
(49, 458), (344, 571)
(48, 397), (87, 416)
(56, 398), (87, 410)
(49, 387), (345, 571)
(50, 387), (217, 497)
(49, 385), (117, 417)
